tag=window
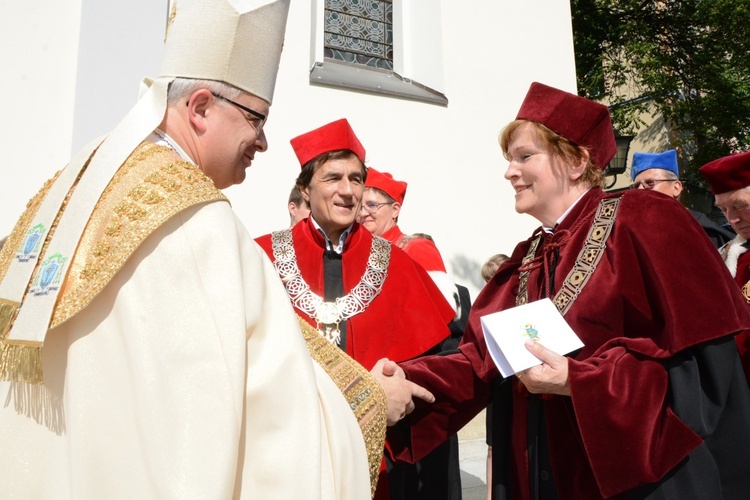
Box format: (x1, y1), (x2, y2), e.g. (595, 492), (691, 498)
(310, 0), (448, 106)
(324, 0), (393, 70)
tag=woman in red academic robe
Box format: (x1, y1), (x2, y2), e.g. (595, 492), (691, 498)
(387, 82), (750, 499)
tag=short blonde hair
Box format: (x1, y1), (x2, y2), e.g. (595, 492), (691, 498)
(481, 253), (509, 282)
(499, 120), (604, 188)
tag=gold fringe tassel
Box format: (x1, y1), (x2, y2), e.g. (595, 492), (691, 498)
(0, 298), (21, 339)
(0, 341), (44, 384)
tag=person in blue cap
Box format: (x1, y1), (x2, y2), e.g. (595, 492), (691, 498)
(631, 149), (735, 247)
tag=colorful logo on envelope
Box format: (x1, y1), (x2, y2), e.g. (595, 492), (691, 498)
(522, 323), (540, 342)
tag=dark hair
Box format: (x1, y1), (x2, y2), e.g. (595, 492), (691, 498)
(295, 150), (367, 188)
(288, 185), (308, 207)
(499, 120), (604, 188)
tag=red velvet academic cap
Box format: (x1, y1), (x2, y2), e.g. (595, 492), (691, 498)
(290, 118), (366, 168)
(365, 168), (408, 204)
(699, 151), (750, 194)
(516, 82), (617, 169)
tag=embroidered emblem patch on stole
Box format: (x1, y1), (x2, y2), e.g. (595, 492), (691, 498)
(29, 252), (68, 296)
(16, 223), (47, 263)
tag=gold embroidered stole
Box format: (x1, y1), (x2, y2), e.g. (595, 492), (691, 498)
(0, 142), (226, 382)
(296, 315), (387, 498)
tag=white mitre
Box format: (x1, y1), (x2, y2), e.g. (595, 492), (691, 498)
(161, 0), (290, 103)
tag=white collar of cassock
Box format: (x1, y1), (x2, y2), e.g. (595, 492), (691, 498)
(149, 129), (194, 163)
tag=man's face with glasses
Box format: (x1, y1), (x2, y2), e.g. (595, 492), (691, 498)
(211, 92), (266, 134)
(195, 89), (269, 189)
(630, 169), (682, 199)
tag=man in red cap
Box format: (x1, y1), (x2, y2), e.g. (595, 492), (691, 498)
(386, 83), (750, 499)
(701, 151), (750, 380)
(255, 118), (454, 499)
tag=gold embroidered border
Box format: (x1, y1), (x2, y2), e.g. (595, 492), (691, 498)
(51, 143), (227, 328)
(743, 280), (750, 304)
(296, 315), (387, 498)
(0, 171), (62, 285)
(517, 197), (621, 315)
(554, 197), (620, 315)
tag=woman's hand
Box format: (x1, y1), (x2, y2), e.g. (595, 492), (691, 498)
(516, 341), (571, 396)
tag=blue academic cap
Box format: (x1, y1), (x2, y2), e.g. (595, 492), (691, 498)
(630, 150), (679, 180)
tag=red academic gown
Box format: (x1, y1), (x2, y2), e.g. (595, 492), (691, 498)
(255, 218), (453, 369)
(381, 226), (447, 273)
(388, 188), (750, 499)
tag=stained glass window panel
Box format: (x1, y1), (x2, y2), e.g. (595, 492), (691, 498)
(324, 0), (393, 70)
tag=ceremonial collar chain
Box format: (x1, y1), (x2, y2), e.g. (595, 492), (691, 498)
(517, 197), (620, 315)
(270, 229), (391, 345)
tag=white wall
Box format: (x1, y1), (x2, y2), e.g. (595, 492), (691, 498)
(1, 0), (577, 299)
(0, 0), (164, 234)
(0, 0), (81, 236)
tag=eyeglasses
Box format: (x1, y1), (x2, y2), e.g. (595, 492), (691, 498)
(630, 179), (675, 190)
(362, 201), (394, 214)
(210, 92), (266, 133)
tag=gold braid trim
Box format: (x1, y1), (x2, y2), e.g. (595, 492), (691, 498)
(50, 142), (227, 328)
(296, 315), (387, 498)
(743, 280), (750, 304)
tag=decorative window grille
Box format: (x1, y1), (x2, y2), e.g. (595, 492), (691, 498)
(311, 0), (447, 106)
(324, 0), (393, 70)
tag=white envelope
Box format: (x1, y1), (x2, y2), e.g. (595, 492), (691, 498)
(480, 298), (584, 377)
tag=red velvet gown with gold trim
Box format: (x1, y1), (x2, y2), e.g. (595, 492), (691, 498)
(388, 188), (750, 499)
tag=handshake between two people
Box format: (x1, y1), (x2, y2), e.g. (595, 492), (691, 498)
(369, 341), (572, 427)
(369, 358), (434, 426)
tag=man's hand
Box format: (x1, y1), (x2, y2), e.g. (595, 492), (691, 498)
(516, 341), (570, 396)
(370, 358), (435, 426)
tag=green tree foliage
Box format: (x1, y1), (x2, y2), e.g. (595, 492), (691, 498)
(571, 0), (750, 183)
